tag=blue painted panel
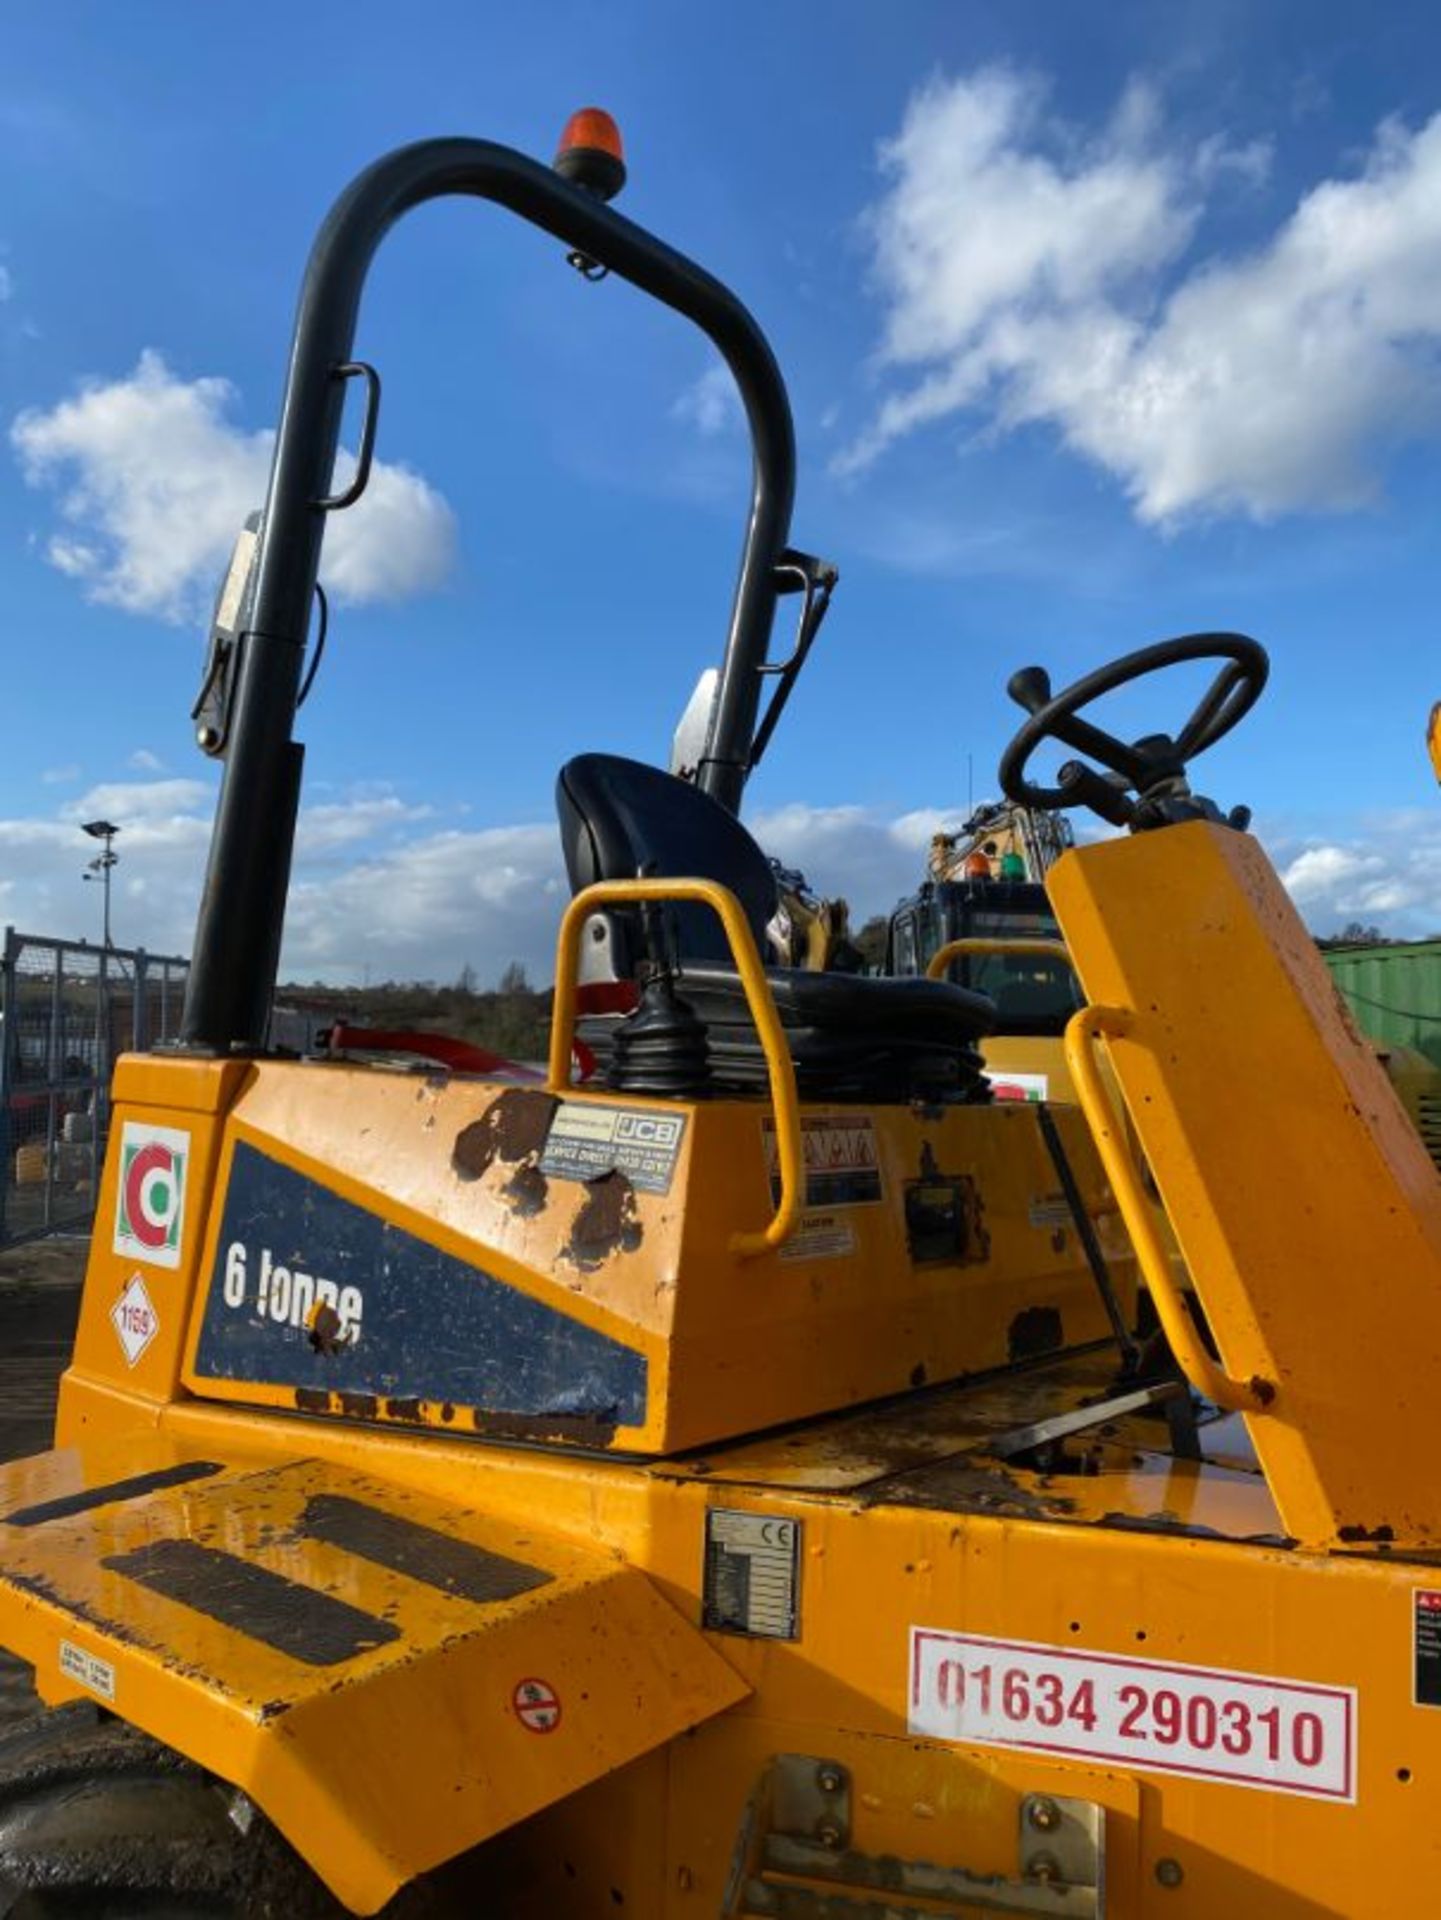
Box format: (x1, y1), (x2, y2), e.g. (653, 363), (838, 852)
(192, 1141), (646, 1425)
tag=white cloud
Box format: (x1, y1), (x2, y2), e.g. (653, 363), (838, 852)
(842, 70), (1441, 523)
(11, 351), (457, 623)
(1278, 829), (1440, 927)
(296, 793), (435, 858)
(0, 264), (12, 303)
(283, 824), (564, 981)
(61, 778), (211, 825)
(40, 764), (80, 786)
(1194, 133), (1273, 191)
(753, 800), (965, 920)
(128, 748), (164, 773)
(0, 781), (565, 985)
(2, 772), (1436, 991)
(672, 362), (742, 437)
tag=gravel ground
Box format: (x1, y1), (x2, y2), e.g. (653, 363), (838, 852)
(0, 1235), (86, 1735)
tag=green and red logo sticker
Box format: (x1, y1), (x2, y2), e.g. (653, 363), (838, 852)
(113, 1123), (190, 1269)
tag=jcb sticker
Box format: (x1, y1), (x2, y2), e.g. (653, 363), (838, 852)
(113, 1122), (190, 1269)
(910, 1627), (1355, 1802)
(540, 1102), (687, 1195)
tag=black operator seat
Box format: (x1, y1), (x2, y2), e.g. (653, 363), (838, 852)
(556, 754), (995, 1103)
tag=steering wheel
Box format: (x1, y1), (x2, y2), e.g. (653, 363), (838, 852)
(998, 632), (1268, 828)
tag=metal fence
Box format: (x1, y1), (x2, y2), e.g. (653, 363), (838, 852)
(0, 929), (189, 1247)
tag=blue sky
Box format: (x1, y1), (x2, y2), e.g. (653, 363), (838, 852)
(2, 1), (1440, 983)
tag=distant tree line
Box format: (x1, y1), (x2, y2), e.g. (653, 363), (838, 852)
(278, 961), (549, 1062)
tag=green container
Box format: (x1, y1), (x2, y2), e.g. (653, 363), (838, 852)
(1323, 940), (1441, 1071)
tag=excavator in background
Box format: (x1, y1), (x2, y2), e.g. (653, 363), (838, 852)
(4, 112), (1441, 1920)
(887, 774), (1441, 1147)
(885, 796), (1083, 1102)
(927, 797), (1074, 889)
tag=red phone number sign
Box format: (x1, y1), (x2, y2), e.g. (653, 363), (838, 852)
(910, 1628), (1355, 1802)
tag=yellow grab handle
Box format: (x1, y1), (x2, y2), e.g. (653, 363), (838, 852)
(1064, 1003), (1273, 1414)
(550, 878), (802, 1259)
(926, 935), (1074, 980)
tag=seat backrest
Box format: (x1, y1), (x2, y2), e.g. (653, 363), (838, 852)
(556, 754), (778, 970)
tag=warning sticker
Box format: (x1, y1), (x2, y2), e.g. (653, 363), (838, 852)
(704, 1509), (801, 1640)
(1028, 1192), (1072, 1231)
(512, 1676), (562, 1733)
(60, 1640), (115, 1703)
(1415, 1590), (1441, 1706)
(779, 1212), (857, 1263)
(111, 1273), (159, 1367)
(763, 1114), (881, 1208)
(910, 1627), (1356, 1802)
(540, 1102), (686, 1195)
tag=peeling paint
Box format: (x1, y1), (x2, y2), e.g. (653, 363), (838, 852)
(469, 1407), (620, 1449)
(1008, 1305), (1063, 1362)
(566, 1170), (643, 1270)
(502, 1163), (549, 1217)
(451, 1088), (559, 1182)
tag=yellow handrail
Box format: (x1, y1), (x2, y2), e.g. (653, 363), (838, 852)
(926, 935), (1074, 980)
(1064, 1004), (1273, 1413)
(549, 878), (802, 1259)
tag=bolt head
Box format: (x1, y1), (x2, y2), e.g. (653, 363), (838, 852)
(817, 1766), (843, 1794)
(816, 1823), (842, 1851)
(1027, 1796), (1061, 1832)
(1156, 1857), (1185, 1889)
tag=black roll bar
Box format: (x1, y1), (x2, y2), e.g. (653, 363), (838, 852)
(181, 135), (797, 1050)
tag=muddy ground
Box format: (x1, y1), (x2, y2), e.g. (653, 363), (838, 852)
(0, 1234), (86, 1733)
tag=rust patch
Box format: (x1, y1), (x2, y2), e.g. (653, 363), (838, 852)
(384, 1397), (426, 1425)
(469, 1406), (620, 1448)
(1008, 1305), (1063, 1361)
(294, 1387), (332, 1415)
(1249, 1374), (1277, 1407)
(502, 1162), (549, 1217)
(440, 1401), (456, 1424)
(1339, 1521), (1395, 1544)
(452, 1087), (559, 1181)
(336, 1391), (378, 1421)
(306, 1302), (346, 1356)
(566, 1169), (642, 1269)
(5, 1567), (157, 1652)
(869, 1460), (1075, 1522)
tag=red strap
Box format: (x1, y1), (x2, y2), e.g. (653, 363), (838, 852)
(575, 980), (639, 1015)
(326, 1024), (544, 1082)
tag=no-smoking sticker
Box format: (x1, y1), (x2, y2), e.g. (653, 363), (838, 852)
(512, 1677), (562, 1733)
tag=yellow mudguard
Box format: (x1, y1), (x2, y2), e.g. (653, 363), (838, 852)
(0, 1442), (748, 1913)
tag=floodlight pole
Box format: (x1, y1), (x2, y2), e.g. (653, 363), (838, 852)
(81, 820), (121, 950)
